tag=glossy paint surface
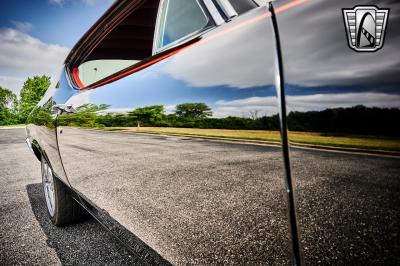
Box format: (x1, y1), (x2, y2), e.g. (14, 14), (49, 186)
(24, 0), (400, 264)
(53, 6), (290, 265)
(276, 0), (400, 263)
(26, 70), (74, 185)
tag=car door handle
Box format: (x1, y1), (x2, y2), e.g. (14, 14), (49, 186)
(52, 104), (76, 114)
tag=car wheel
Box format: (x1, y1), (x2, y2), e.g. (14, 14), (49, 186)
(41, 154), (86, 226)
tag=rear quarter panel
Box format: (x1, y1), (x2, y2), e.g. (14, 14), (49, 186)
(25, 71), (74, 185)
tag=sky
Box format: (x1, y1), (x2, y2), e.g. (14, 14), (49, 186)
(0, 0), (114, 95)
(0, 0), (399, 116)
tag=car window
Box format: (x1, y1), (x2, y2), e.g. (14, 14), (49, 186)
(77, 60), (138, 86)
(70, 0), (161, 88)
(155, 0), (209, 51)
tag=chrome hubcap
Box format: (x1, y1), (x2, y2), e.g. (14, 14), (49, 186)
(42, 160), (55, 216)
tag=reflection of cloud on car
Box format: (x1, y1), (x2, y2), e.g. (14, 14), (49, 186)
(24, 0), (400, 265)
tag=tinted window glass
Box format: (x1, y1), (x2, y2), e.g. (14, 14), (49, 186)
(78, 60), (138, 86)
(72, 0), (160, 88)
(157, 0), (208, 49)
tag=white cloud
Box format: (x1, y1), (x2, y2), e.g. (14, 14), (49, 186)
(164, 104), (176, 114)
(215, 96), (279, 117)
(0, 76), (25, 94)
(277, 0), (400, 87)
(216, 96), (276, 107)
(214, 92), (400, 117)
(163, 13), (274, 89)
(286, 93), (400, 112)
(164, 0), (400, 89)
(10, 20), (33, 33)
(0, 28), (70, 94)
(65, 89), (93, 107)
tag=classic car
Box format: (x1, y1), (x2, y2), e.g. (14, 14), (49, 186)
(25, 0), (400, 264)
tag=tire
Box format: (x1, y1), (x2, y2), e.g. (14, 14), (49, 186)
(41, 154), (86, 226)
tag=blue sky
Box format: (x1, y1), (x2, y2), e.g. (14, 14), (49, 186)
(0, 0), (114, 94)
(0, 0), (398, 114)
(0, 0), (113, 47)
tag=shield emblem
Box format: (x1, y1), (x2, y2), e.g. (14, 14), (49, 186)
(342, 6), (389, 52)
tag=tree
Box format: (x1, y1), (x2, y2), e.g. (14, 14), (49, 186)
(248, 110), (259, 120)
(76, 103), (110, 113)
(0, 86), (17, 110)
(19, 75), (51, 123)
(0, 87), (18, 125)
(128, 105), (164, 127)
(175, 103), (212, 119)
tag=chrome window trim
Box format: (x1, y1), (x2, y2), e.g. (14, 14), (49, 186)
(214, 0), (238, 19)
(65, 65), (80, 90)
(253, 0), (275, 7)
(152, 0), (218, 55)
(152, 0), (168, 54)
(202, 0), (225, 25)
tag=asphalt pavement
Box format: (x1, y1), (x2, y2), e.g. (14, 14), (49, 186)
(0, 127), (399, 265)
(0, 128), (137, 265)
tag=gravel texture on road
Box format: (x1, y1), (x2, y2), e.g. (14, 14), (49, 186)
(290, 148), (400, 265)
(0, 128), (138, 265)
(1, 128), (399, 265)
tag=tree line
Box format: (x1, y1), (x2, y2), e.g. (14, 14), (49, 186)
(1, 75), (399, 137)
(57, 103), (400, 136)
(287, 105), (400, 136)
(0, 75), (50, 125)
(56, 103), (281, 130)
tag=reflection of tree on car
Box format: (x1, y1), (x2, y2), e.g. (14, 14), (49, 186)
(57, 103), (109, 128)
(20, 76), (51, 123)
(0, 75), (50, 125)
(0, 86), (18, 125)
(175, 103), (212, 119)
(129, 105), (164, 127)
(76, 103), (110, 113)
(55, 101), (400, 137)
(55, 102), (280, 130)
(27, 98), (56, 128)
(23, 0), (400, 264)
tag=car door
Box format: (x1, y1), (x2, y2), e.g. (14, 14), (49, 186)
(274, 0), (400, 264)
(55, 0), (296, 264)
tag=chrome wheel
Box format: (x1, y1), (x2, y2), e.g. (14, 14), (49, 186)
(42, 160), (56, 216)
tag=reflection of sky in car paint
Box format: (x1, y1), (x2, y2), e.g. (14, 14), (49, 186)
(161, 1), (400, 90)
(159, 1), (399, 115)
(0, 0), (113, 47)
(73, 68), (277, 117)
(173, 0), (400, 115)
(276, 0), (400, 112)
(69, 66), (400, 118)
(65, 0), (399, 118)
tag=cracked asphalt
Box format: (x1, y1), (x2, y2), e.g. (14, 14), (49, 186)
(1, 127), (399, 265)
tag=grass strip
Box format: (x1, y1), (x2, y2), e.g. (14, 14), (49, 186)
(102, 127), (400, 152)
